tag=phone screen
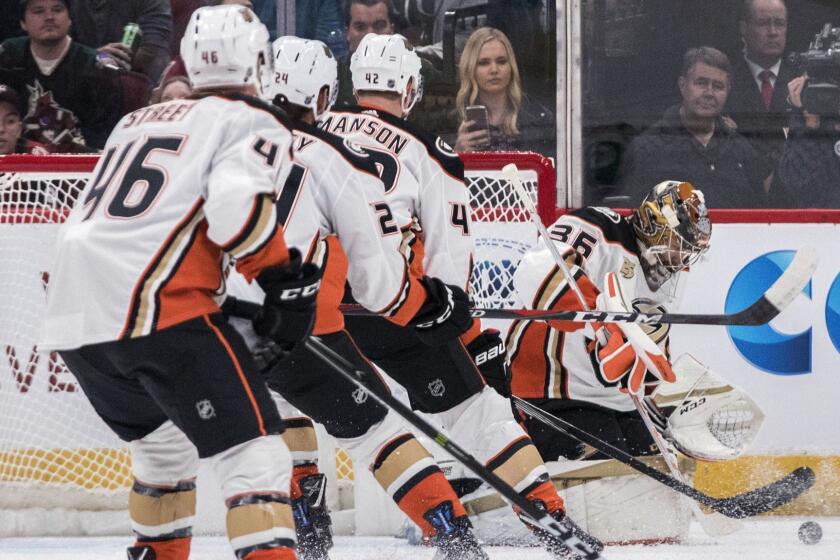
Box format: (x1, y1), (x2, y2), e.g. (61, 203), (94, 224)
(465, 105), (489, 134)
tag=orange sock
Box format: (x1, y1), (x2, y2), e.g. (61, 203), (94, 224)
(524, 479), (565, 515)
(395, 470), (468, 537)
(132, 536), (191, 560)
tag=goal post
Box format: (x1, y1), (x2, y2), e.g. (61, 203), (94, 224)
(0, 151), (555, 536)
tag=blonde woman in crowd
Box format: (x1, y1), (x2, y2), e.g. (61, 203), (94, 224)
(453, 27), (553, 155)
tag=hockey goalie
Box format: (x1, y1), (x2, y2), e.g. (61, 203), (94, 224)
(430, 181), (765, 545)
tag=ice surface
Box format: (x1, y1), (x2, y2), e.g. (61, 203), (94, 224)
(0, 517), (836, 559)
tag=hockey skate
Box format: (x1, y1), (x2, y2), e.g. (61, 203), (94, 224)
(292, 473), (334, 560)
(425, 501), (488, 560)
(525, 500), (604, 560)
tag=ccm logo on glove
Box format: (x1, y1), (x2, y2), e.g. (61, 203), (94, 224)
(277, 283), (320, 301)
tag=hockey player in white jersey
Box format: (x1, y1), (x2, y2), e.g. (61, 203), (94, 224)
(225, 36), (488, 560)
(41, 7), (322, 560)
(320, 33), (603, 558)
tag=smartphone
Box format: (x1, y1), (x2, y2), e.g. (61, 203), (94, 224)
(465, 105), (489, 135)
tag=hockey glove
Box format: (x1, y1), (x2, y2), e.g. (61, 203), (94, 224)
(410, 276), (473, 346)
(587, 272), (675, 395)
(467, 329), (510, 396)
(253, 248), (322, 346)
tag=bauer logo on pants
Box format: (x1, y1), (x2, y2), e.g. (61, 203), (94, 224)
(196, 399), (216, 420)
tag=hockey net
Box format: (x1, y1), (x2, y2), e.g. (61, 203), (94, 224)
(0, 151), (555, 536)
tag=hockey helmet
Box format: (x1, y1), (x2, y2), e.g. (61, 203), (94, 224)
(631, 181), (711, 284)
(269, 36), (338, 119)
(181, 5), (271, 94)
(350, 33), (423, 116)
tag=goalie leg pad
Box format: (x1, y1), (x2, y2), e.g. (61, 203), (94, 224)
(210, 435), (297, 559)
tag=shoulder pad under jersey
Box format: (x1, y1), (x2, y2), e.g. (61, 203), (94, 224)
(294, 120), (380, 178)
(330, 104), (464, 179)
(567, 207), (639, 256)
(214, 92), (297, 131)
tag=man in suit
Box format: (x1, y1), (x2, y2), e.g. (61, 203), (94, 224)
(727, 0), (794, 179)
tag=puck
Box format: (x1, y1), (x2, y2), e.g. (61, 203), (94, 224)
(798, 521), (822, 545)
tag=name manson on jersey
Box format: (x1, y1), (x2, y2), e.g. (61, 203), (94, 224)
(319, 113), (409, 156)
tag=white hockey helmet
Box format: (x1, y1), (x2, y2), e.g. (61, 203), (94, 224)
(270, 36), (338, 119)
(350, 33), (423, 115)
(181, 5), (271, 94)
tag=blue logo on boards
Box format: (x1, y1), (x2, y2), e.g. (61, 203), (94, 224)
(827, 274), (840, 354)
(725, 251), (812, 375)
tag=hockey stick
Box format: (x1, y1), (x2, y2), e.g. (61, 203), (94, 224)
(222, 297), (604, 559)
(513, 396), (815, 518)
(337, 244), (817, 325)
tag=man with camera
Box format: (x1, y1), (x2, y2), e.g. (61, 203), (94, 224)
(773, 71), (840, 208)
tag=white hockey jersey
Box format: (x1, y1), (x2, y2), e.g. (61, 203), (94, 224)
(507, 207), (683, 411)
(227, 121), (427, 338)
(318, 105), (474, 293)
(41, 94), (315, 351)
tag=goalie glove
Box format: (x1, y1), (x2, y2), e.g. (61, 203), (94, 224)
(467, 329), (510, 396)
(410, 276), (473, 346)
(643, 353), (765, 461)
(588, 272), (675, 395)
(253, 248), (322, 346)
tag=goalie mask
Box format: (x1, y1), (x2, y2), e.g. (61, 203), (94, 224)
(644, 354), (764, 461)
(631, 181), (711, 290)
(270, 36), (338, 120)
(181, 5), (271, 95)
(350, 33), (423, 116)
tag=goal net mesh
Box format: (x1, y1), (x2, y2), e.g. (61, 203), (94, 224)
(0, 152), (554, 533)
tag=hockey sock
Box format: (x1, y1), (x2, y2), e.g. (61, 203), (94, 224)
(129, 478), (195, 560)
(282, 417), (320, 471)
(371, 433), (468, 538)
(226, 492), (297, 560)
(523, 478), (565, 515)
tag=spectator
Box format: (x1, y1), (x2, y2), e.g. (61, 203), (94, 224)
(452, 27), (553, 155)
(772, 75), (840, 208)
(0, 84), (47, 154)
(624, 47), (770, 208)
(69, 0), (171, 83)
(336, 0), (442, 107)
(0, 0), (122, 151)
(727, 0), (795, 170)
(148, 74), (191, 104)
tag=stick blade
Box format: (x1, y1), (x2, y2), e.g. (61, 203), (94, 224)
(732, 246), (819, 325)
(763, 246), (819, 312)
(714, 466), (816, 518)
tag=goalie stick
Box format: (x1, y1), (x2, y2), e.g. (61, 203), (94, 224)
(337, 244), (818, 326)
(513, 396), (815, 518)
(221, 297), (605, 559)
